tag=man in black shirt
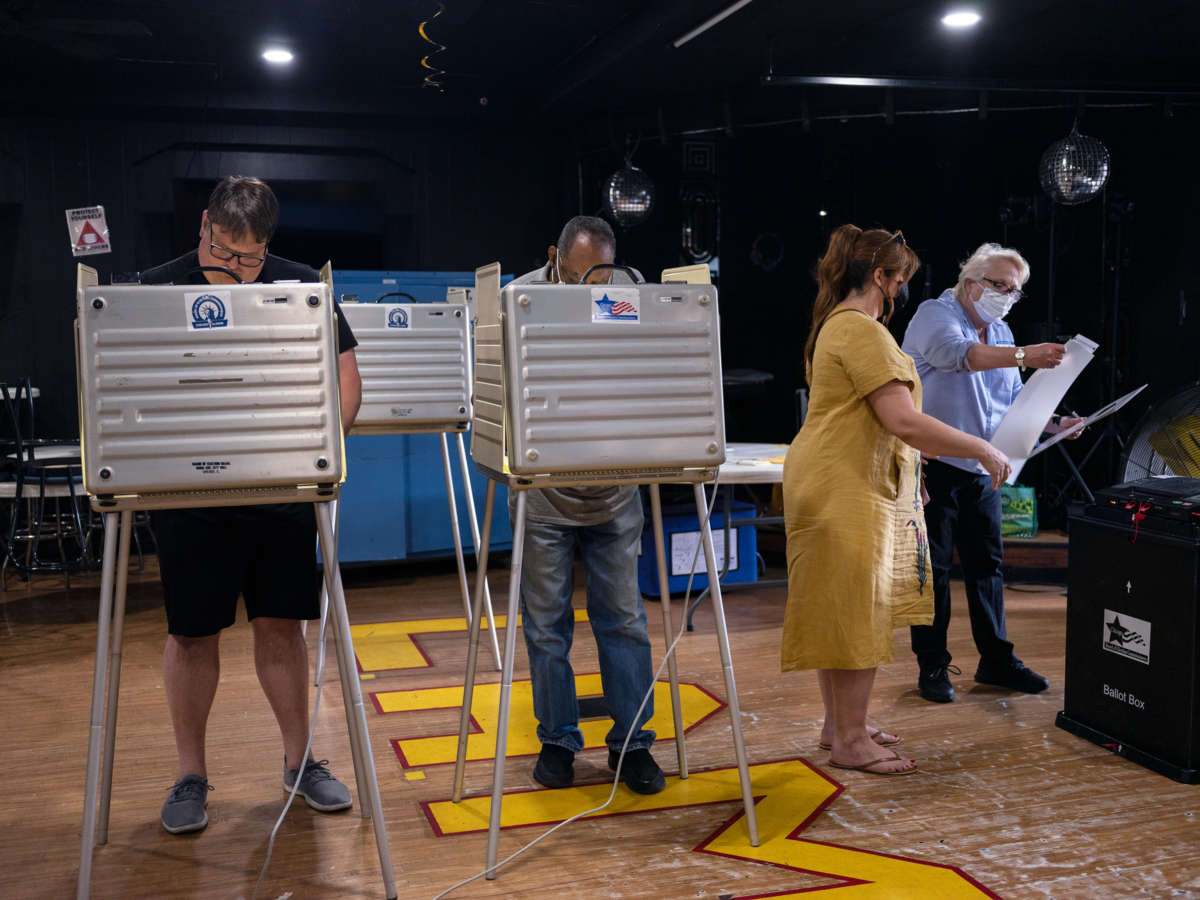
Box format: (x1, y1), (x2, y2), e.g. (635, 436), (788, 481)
(140, 176), (362, 834)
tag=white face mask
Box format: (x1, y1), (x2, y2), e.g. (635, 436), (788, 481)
(974, 287), (1017, 323)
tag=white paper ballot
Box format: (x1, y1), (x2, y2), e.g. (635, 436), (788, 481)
(1008, 384), (1149, 478)
(990, 334), (1097, 481)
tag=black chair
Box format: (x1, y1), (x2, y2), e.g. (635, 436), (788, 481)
(721, 368), (774, 442)
(1, 378), (90, 588)
(794, 386), (809, 433)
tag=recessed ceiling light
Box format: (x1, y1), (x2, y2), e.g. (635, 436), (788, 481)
(262, 48), (294, 65)
(818, 209), (828, 217)
(941, 10), (981, 28)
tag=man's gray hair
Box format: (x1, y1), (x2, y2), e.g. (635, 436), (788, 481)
(557, 215), (615, 254)
(955, 242), (1030, 297)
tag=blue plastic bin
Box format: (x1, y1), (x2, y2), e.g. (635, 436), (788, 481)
(638, 501), (758, 596)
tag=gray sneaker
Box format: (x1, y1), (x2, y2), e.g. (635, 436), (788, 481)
(161, 774), (212, 834)
(283, 758), (352, 812)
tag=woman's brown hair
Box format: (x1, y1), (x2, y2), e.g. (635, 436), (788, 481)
(803, 225), (921, 367)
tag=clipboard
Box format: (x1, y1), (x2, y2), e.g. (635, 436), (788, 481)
(1005, 384), (1148, 482)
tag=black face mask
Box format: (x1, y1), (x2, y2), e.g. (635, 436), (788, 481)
(894, 282), (910, 310)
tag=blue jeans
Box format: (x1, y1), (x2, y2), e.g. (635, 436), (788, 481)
(517, 494), (656, 753)
(910, 460), (1017, 668)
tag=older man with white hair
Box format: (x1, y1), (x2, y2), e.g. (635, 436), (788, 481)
(901, 243), (1083, 703)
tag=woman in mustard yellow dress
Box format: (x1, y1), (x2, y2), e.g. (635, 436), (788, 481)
(782, 226), (1011, 775)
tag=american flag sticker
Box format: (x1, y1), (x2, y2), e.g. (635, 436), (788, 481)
(591, 287), (640, 323)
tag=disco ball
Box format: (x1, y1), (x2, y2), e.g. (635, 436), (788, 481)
(1038, 125), (1111, 206)
(603, 165), (655, 227)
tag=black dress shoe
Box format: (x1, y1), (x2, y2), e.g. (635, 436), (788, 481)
(975, 660), (1049, 694)
(533, 744), (575, 788)
(918, 663), (961, 703)
(608, 747), (666, 795)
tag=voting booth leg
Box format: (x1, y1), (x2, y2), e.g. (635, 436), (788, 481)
(694, 483), (759, 847)
(97, 510), (133, 844)
(441, 434), (475, 632)
(648, 485), (688, 780)
(77, 512), (120, 900)
(315, 503), (398, 900)
(331, 619), (372, 820)
(451, 479), (497, 803)
(486, 489), (528, 878)
(456, 432), (502, 671)
(686, 484), (735, 631)
(317, 499), (372, 819)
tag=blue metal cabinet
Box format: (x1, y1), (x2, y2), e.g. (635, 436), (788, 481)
(334, 269), (484, 304)
(402, 433), (512, 559)
(337, 432), (512, 564)
(337, 434), (409, 563)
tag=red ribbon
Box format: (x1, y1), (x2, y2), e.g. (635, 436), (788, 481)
(1124, 501), (1152, 542)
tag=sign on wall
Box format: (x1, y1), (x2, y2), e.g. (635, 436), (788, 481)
(65, 205), (111, 257)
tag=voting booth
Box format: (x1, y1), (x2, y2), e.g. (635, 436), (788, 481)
(452, 262), (759, 879)
(331, 272), (513, 565)
(339, 292), (501, 668)
(73, 266), (397, 899)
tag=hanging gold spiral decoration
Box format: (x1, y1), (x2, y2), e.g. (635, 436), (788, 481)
(418, 3), (447, 92)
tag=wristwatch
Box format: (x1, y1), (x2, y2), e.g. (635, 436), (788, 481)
(1014, 347), (1026, 372)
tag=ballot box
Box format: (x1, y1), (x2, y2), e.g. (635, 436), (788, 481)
(1056, 477), (1200, 783)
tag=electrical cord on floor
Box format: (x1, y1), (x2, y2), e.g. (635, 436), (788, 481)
(248, 582), (333, 900)
(431, 475), (723, 900)
(1006, 582), (1067, 594)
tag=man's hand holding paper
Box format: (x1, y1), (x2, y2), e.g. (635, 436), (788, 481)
(989, 334), (1099, 482)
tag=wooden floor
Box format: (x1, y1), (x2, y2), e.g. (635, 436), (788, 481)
(2, 554), (1197, 900)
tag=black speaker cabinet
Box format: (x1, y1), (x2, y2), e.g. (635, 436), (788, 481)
(1057, 478), (1200, 783)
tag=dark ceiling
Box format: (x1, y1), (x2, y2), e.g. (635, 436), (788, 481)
(4, 0), (1199, 130)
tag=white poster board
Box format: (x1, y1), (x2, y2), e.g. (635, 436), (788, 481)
(991, 334), (1096, 481)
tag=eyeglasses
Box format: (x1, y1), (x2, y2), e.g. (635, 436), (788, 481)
(981, 276), (1023, 301)
(868, 230), (906, 269)
(208, 224), (267, 268)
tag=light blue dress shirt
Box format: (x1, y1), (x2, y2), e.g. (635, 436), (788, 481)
(901, 290), (1023, 474)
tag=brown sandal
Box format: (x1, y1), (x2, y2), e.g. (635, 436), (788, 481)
(828, 751), (918, 776)
(818, 728), (902, 752)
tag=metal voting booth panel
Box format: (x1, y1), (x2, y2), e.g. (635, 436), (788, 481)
(342, 301), (471, 433)
(455, 262), (759, 880)
(73, 266), (397, 900)
(330, 275), (515, 565)
(339, 297), (502, 669)
(470, 264), (726, 484)
(77, 277), (345, 505)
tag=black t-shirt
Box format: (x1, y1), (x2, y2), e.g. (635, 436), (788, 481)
(139, 249), (357, 353)
(140, 249), (355, 525)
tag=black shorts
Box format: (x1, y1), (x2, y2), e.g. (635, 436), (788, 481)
(151, 504), (320, 637)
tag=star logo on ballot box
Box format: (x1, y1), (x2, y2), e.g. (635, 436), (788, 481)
(597, 296), (636, 316)
(1106, 615), (1146, 648)
(591, 292), (639, 322)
